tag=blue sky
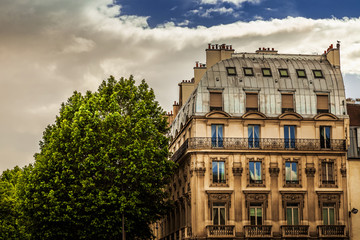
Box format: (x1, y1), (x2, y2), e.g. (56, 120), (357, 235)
(0, 0), (360, 170)
(116, 0), (360, 28)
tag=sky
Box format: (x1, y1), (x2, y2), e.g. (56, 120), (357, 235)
(1, 0), (360, 171)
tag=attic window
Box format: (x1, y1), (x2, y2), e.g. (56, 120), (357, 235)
(313, 70), (324, 78)
(243, 68), (254, 76)
(279, 69), (289, 77)
(246, 93), (259, 112)
(281, 94), (294, 113)
(296, 69), (307, 78)
(262, 68), (272, 77)
(210, 92), (223, 111)
(317, 94), (329, 113)
(226, 67), (237, 76)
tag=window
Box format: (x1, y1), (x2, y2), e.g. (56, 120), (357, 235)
(317, 94), (329, 113)
(250, 203), (263, 225)
(211, 124), (223, 147)
(313, 70), (324, 78)
(322, 203), (335, 225)
(281, 94), (294, 113)
(248, 125), (260, 148)
(286, 203), (299, 225)
(284, 125), (296, 149)
(320, 126), (331, 149)
(243, 67), (254, 76)
(321, 161), (335, 185)
(210, 92), (223, 111)
(249, 161), (262, 184)
(212, 161), (226, 184)
(296, 69), (307, 78)
(285, 161), (298, 184)
(226, 67), (237, 76)
(213, 203), (226, 225)
(246, 93), (258, 112)
(262, 68), (272, 77)
(279, 69), (289, 77)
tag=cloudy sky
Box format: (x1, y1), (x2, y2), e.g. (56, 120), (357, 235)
(1, 0), (360, 171)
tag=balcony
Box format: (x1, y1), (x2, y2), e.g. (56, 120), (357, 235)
(180, 226), (192, 239)
(206, 225), (235, 238)
(281, 225), (309, 237)
(244, 225), (272, 238)
(171, 138), (346, 161)
(317, 225), (346, 237)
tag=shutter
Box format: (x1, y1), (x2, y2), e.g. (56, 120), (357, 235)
(282, 94), (294, 109)
(317, 95), (329, 110)
(246, 93), (258, 108)
(210, 92), (222, 108)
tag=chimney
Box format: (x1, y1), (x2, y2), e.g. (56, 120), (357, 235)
(325, 42), (341, 68)
(205, 42), (235, 70)
(173, 101), (180, 118)
(256, 47), (278, 54)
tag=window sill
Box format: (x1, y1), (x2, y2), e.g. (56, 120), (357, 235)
(210, 183), (229, 187)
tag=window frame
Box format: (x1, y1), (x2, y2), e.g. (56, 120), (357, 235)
(319, 158), (337, 188)
(210, 91), (223, 111)
(261, 68), (272, 77)
(313, 69), (324, 78)
(283, 158), (302, 188)
(281, 93), (294, 113)
(250, 203), (263, 225)
(284, 125), (296, 149)
(278, 69), (289, 78)
(211, 124), (224, 148)
(322, 203), (336, 225)
(212, 202), (226, 225)
(286, 203), (300, 225)
(317, 94), (329, 114)
(243, 67), (254, 76)
(226, 67), (237, 76)
(245, 92), (259, 112)
(248, 125), (260, 148)
(210, 157), (229, 187)
(247, 158), (265, 187)
(296, 69), (307, 78)
(320, 126), (331, 149)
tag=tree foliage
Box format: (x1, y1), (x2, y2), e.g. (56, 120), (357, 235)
(18, 76), (175, 239)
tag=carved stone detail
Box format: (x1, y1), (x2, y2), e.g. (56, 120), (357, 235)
(269, 167), (280, 177)
(340, 163), (346, 177)
(305, 163), (316, 177)
(232, 162), (243, 176)
(244, 192), (269, 208)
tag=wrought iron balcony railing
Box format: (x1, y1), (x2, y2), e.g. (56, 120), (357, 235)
(244, 225), (272, 238)
(171, 137), (346, 161)
(206, 225), (235, 238)
(317, 225), (346, 237)
(281, 225), (309, 237)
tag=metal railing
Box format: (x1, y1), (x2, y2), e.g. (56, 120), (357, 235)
(244, 225), (272, 238)
(281, 225), (309, 237)
(171, 137), (346, 161)
(180, 226), (192, 239)
(317, 225), (346, 237)
(206, 225), (235, 237)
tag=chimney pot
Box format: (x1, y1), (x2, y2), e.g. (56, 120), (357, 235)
(212, 45), (214, 49)
(272, 48), (274, 51)
(208, 43), (211, 49)
(267, 48), (270, 51)
(259, 48), (261, 50)
(216, 44), (218, 49)
(230, 45), (232, 50)
(196, 61), (199, 67)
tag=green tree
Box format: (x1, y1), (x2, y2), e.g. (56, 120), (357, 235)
(19, 76), (175, 239)
(0, 165), (30, 239)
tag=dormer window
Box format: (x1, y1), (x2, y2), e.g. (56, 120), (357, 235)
(243, 68), (254, 76)
(296, 69), (307, 78)
(246, 93), (259, 112)
(226, 67), (237, 76)
(313, 70), (324, 78)
(317, 94), (329, 113)
(210, 92), (223, 111)
(262, 68), (272, 77)
(279, 69), (289, 77)
(281, 94), (294, 113)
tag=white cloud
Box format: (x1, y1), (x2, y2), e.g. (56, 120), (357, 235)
(201, 7), (234, 17)
(200, 0), (262, 6)
(0, 0), (360, 171)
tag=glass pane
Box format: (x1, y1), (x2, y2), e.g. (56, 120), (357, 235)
(212, 162), (218, 183)
(255, 162), (261, 180)
(219, 161), (225, 183)
(248, 126), (253, 148)
(293, 208), (299, 225)
(211, 125), (217, 147)
(320, 126), (325, 148)
(290, 126), (296, 148)
(254, 125), (259, 148)
(220, 208), (226, 225)
(250, 208), (255, 225)
(285, 162), (291, 181)
(257, 208), (262, 225)
(292, 163), (298, 181)
(218, 125), (223, 147)
(249, 162), (255, 181)
(325, 126), (331, 148)
(213, 208), (219, 225)
(284, 125), (289, 148)
(329, 208), (335, 225)
(328, 162), (334, 181)
(286, 208), (293, 225)
(323, 208), (328, 225)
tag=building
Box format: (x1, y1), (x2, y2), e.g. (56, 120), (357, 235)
(347, 100), (360, 239)
(158, 43), (349, 239)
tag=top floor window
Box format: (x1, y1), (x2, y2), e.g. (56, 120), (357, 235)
(248, 125), (260, 148)
(313, 70), (324, 78)
(320, 126), (331, 149)
(226, 67), (237, 76)
(317, 94), (329, 113)
(211, 124), (223, 147)
(246, 93), (259, 112)
(282, 94), (294, 113)
(296, 69), (307, 78)
(243, 67), (254, 76)
(210, 92), (223, 111)
(262, 68), (272, 77)
(279, 69), (289, 77)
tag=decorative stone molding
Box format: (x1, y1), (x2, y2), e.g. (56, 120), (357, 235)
(319, 159), (337, 188)
(305, 163), (316, 177)
(206, 190), (233, 221)
(269, 162), (280, 177)
(317, 191), (342, 221)
(232, 162), (243, 176)
(210, 157), (229, 187)
(243, 191), (269, 208)
(340, 163), (346, 177)
(246, 158), (266, 187)
(280, 192), (305, 221)
(283, 158), (302, 187)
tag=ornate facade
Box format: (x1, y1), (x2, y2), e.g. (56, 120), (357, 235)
(157, 43), (349, 239)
